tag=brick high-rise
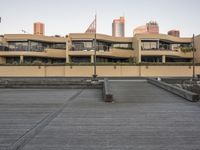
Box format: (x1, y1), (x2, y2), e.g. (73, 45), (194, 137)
(34, 22), (45, 35)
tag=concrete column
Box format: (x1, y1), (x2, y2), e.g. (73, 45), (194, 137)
(20, 55), (24, 64)
(138, 40), (142, 63)
(91, 55), (94, 63)
(162, 55), (166, 63)
(66, 55), (70, 63)
(0, 57), (6, 64)
(138, 56), (141, 63)
(66, 39), (69, 63)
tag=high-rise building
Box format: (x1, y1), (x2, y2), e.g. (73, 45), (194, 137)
(133, 21), (159, 35)
(133, 25), (148, 35)
(146, 21), (159, 34)
(168, 30), (180, 37)
(34, 22), (45, 35)
(112, 17), (125, 37)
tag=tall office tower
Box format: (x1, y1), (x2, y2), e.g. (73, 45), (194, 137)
(146, 21), (159, 34)
(34, 22), (45, 35)
(112, 17), (125, 37)
(168, 30), (180, 37)
(133, 25), (148, 35)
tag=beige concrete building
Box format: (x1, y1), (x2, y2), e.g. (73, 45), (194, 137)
(0, 32), (199, 65)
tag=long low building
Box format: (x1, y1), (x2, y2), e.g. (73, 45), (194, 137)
(0, 33), (199, 64)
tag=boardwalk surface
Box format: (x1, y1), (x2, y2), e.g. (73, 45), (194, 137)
(0, 80), (200, 150)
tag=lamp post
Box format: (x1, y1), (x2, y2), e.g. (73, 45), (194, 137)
(92, 15), (97, 80)
(192, 34), (195, 80)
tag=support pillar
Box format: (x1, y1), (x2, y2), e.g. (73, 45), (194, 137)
(0, 57), (6, 64)
(91, 55), (94, 63)
(20, 55), (24, 64)
(66, 39), (69, 63)
(162, 55), (166, 63)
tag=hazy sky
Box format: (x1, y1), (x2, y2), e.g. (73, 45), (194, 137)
(0, 0), (199, 37)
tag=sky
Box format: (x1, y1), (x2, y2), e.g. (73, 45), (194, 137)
(0, 0), (200, 37)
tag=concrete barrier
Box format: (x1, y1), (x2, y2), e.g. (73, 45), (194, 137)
(103, 78), (113, 102)
(0, 77), (102, 89)
(148, 78), (199, 102)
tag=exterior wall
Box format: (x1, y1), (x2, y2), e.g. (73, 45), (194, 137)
(140, 66), (198, 77)
(0, 65), (199, 77)
(0, 33), (194, 65)
(195, 35), (200, 63)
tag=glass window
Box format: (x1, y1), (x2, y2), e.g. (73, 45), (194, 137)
(112, 43), (132, 49)
(141, 41), (158, 50)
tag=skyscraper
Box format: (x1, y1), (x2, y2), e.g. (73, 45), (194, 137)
(168, 30), (180, 37)
(133, 21), (159, 35)
(133, 25), (148, 35)
(146, 21), (159, 34)
(34, 22), (45, 35)
(112, 17), (125, 37)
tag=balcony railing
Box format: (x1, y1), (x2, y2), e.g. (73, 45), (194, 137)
(69, 44), (110, 51)
(70, 44), (133, 52)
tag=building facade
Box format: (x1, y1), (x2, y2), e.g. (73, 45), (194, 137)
(34, 22), (45, 35)
(112, 17), (125, 37)
(0, 32), (199, 65)
(133, 25), (148, 35)
(146, 21), (159, 34)
(168, 30), (180, 37)
(134, 21), (159, 35)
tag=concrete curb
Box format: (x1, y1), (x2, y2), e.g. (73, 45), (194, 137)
(103, 78), (113, 102)
(148, 78), (199, 102)
(0, 80), (102, 89)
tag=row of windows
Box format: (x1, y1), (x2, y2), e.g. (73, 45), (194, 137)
(141, 56), (192, 63)
(6, 57), (65, 64)
(1, 41), (66, 52)
(71, 40), (133, 51)
(70, 56), (133, 63)
(141, 40), (192, 51)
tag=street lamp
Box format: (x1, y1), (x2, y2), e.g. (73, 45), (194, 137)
(92, 15), (98, 81)
(192, 34), (195, 80)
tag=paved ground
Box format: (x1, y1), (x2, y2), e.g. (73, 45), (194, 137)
(1, 80), (200, 150)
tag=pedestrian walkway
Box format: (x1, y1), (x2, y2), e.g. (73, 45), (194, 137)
(1, 80), (200, 150)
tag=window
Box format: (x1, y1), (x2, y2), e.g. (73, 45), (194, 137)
(71, 41), (93, 51)
(112, 43), (132, 49)
(7, 41), (66, 52)
(141, 41), (158, 50)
